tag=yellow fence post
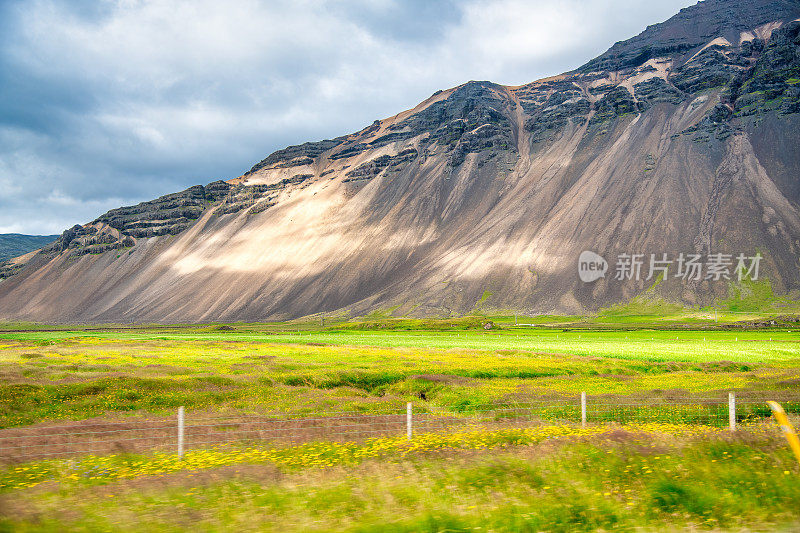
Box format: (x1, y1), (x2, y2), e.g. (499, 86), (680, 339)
(767, 401), (800, 468)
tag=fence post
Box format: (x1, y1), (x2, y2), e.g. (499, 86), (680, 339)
(581, 392), (587, 428)
(178, 406), (185, 459)
(406, 402), (412, 440)
(767, 401), (800, 467)
(728, 392), (736, 431)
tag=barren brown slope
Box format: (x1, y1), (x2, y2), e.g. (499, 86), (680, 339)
(1, 0), (800, 322)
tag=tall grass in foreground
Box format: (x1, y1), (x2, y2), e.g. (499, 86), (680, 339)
(1, 423), (799, 532)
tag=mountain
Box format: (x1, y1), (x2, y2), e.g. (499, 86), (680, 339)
(0, 234), (58, 262)
(2, 0), (800, 322)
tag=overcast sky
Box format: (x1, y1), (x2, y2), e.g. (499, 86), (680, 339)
(0, 0), (696, 235)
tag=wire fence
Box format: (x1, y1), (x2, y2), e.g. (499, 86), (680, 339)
(1, 392), (798, 463)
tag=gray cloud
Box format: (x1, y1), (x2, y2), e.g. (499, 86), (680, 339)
(0, 0), (695, 234)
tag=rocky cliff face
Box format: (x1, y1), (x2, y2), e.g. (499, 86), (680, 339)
(2, 0), (800, 322)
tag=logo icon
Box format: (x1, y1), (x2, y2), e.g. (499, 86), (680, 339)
(578, 251), (607, 282)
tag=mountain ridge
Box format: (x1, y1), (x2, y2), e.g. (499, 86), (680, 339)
(0, 234), (58, 263)
(2, 0), (800, 322)
(579, 0), (800, 72)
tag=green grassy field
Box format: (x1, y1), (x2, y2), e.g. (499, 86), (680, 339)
(1, 320), (799, 426)
(1, 424), (799, 531)
(1, 316), (799, 531)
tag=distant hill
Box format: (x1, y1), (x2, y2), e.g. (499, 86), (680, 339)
(0, 234), (58, 262)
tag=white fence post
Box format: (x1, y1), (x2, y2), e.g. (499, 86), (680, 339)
(581, 392), (587, 428)
(178, 406), (185, 459)
(728, 392), (736, 431)
(407, 402), (412, 440)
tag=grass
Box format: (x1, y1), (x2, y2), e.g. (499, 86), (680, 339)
(1, 423), (799, 531)
(1, 317), (800, 530)
(0, 321), (799, 427)
(0, 423), (690, 491)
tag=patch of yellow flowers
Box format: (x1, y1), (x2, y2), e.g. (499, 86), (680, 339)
(0, 422), (726, 491)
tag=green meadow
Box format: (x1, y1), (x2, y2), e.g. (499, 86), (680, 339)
(1, 315), (799, 531)
(0, 318), (799, 426)
(2, 424), (800, 532)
